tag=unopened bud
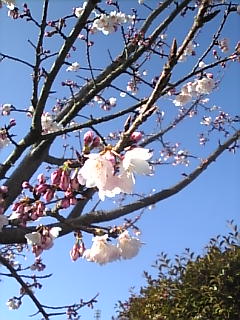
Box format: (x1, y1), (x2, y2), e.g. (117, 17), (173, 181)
(130, 131), (142, 143)
(83, 130), (94, 146)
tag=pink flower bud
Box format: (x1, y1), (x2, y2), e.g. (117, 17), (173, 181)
(12, 202), (20, 211)
(15, 203), (25, 214)
(32, 245), (43, 257)
(22, 181), (31, 189)
(70, 244), (81, 261)
(70, 177), (79, 191)
(30, 212), (39, 221)
(70, 242), (85, 261)
(36, 184), (48, 195)
(51, 169), (62, 185)
(0, 186), (8, 194)
(9, 119), (16, 127)
(130, 131), (142, 143)
(70, 197), (78, 205)
(36, 201), (45, 212)
(60, 198), (70, 209)
(59, 171), (70, 191)
(43, 189), (54, 202)
(206, 73), (213, 79)
(92, 136), (100, 148)
(37, 173), (46, 184)
(83, 130), (94, 145)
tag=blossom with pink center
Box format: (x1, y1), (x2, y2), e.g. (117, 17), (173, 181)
(118, 230), (142, 259)
(78, 153), (121, 200)
(83, 234), (121, 265)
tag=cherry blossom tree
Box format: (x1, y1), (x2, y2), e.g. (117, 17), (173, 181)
(0, 0), (239, 319)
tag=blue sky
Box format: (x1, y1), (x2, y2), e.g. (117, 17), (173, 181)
(0, 1), (240, 319)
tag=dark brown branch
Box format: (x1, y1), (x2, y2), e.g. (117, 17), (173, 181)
(31, 0), (49, 109)
(32, 0), (99, 132)
(0, 52), (34, 68)
(77, 130), (240, 225)
(1, 130), (239, 244)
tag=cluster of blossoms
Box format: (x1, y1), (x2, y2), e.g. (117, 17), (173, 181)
(9, 198), (46, 225)
(26, 107), (63, 134)
(173, 74), (215, 107)
(41, 112), (63, 134)
(74, 4), (135, 35)
(9, 169), (80, 225)
(25, 226), (62, 257)
(78, 146), (152, 201)
(72, 230), (142, 265)
(91, 11), (135, 35)
(93, 95), (117, 111)
(201, 111), (234, 134)
(160, 143), (190, 166)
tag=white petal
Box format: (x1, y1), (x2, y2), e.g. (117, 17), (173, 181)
(49, 227), (62, 238)
(25, 232), (41, 246)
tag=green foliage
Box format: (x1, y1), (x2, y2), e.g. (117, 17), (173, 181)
(114, 222), (240, 320)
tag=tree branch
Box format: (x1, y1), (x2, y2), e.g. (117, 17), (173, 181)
(0, 254), (50, 320)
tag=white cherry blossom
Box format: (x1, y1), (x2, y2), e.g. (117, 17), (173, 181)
(78, 153), (121, 200)
(41, 112), (63, 134)
(1, 103), (12, 115)
(74, 3), (87, 18)
(173, 93), (192, 107)
(122, 148), (152, 175)
(6, 298), (21, 310)
(91, 11), (134, 35)
(118, 230), (142, 259)
(49, 227), (62, 238)
(66, 62), (80, 72)
(83, 234), (121, 265)
(201, 116), (212, 126)
(195, 77), (215, 94)
(25, 232), (42, 246)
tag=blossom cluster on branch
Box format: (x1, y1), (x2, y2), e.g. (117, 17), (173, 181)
(0, 0), (239, 318)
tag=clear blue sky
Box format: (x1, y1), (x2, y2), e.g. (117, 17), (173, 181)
(0, 1), (239, 319)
